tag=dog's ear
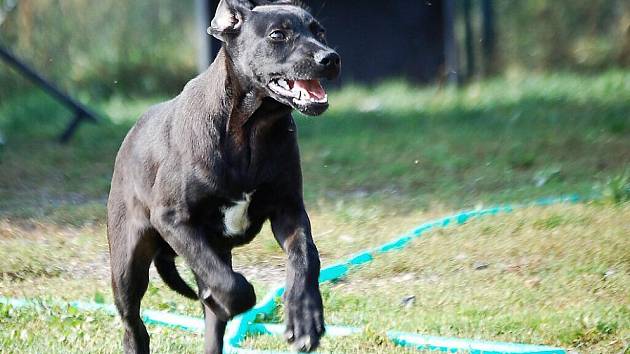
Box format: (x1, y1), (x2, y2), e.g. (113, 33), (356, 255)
(208, 0), (255, 42)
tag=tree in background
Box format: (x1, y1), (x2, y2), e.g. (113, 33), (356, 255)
(495, 0), (630, 72)
(0, 0), (197, 100)
(1, 0), (629, 100)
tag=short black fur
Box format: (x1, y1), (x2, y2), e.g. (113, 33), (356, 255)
(106, 1), (340, 353)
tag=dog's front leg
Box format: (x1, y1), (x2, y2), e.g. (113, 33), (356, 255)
(271, 207), (324, 352)
(151, 207), (256, 321)
(194, 261), (231, 354)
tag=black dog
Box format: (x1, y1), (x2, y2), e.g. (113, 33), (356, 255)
(106, 0), (340, 353)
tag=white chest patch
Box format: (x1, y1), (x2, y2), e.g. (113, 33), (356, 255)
(221, 192), (253, 237)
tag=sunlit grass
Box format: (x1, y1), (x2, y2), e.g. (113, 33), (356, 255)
(0, 71), (629, 352)
(245, 204), (630, 353)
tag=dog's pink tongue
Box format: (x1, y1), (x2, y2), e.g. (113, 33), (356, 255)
(294, 80), (326, 100)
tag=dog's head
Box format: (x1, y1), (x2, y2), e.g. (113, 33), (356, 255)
(210, 0), (341, 116)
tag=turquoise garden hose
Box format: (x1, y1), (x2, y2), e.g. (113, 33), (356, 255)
(1, 195), (584, 354)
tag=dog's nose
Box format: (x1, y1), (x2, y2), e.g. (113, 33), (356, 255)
(315, 51), (341, 70)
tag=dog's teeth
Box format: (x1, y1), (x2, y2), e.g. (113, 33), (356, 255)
(313, 94), (328, 103)
(270, 83), (282, 94)
(278, 80), (290, 90)
(269, 81), (296, 98)
(293, 97), (307, 105)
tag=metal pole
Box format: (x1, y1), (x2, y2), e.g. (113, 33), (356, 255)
(443, 0), (460, 85)
(481, 0), (497, 76)
(0, 45), (97, 121)
(463, 0), (475, 79)
(195, 0), (211, 72)
(0, 44), (98, 142)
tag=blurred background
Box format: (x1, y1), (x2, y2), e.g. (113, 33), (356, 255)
(1, 0), (629, 97)
(0, 1), (629, 353)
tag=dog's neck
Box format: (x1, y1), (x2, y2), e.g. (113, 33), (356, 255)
(172, 48), (293, 174)
(221, 49), (263, 126)
(177, 46), (293, 178)
(217, 47), (293, 147)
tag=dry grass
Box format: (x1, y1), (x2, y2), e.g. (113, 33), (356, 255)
(245, 204), (630, 353)
(1, 72), (629, 352)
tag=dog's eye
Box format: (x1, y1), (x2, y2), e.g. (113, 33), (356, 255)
(269, 30), (287, 41)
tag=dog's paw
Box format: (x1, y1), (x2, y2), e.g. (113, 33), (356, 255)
(228, 272), (257, 313)
(202, 272), (256, 321)
(284, 286), (324, 352)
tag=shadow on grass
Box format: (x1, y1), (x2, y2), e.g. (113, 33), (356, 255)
(299, 96), (629, 207)
(0, 74), (628, 225)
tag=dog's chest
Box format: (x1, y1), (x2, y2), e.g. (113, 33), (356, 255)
(221, 192), (254, 237)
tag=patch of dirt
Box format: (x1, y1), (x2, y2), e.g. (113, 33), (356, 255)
(66, 252), (111, 281)
(235, 263), (286, 286)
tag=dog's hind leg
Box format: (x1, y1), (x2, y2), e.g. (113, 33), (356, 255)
(200, 304), (228, 354)
(109, 205), (158, 354)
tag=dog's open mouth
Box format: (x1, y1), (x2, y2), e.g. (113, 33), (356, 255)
(268, 79), (328, 105)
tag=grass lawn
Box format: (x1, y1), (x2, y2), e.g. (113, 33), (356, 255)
(0, 70), (629, 353)
(244, 204), (630, 353)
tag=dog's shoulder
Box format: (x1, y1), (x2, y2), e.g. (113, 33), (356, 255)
(139, 100), (175, 127)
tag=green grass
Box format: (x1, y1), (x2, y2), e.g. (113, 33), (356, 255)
(1, 71), (629, 353)
(242, 204), (630, 353)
